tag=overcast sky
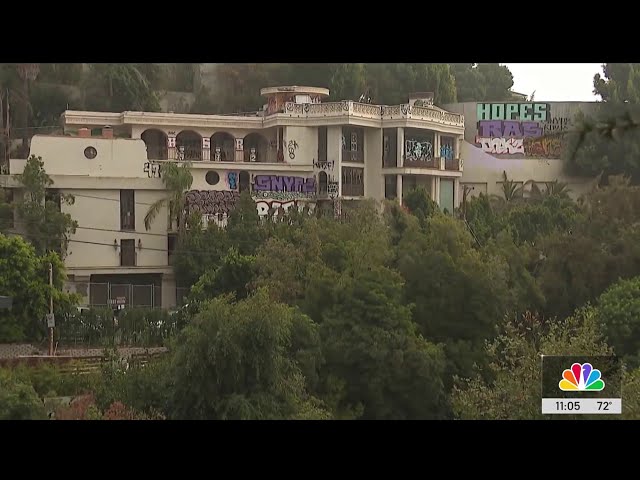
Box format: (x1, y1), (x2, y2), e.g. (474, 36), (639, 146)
(502, 63), (604, 102)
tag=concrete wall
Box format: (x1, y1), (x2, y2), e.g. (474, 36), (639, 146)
(284, 126), (316, 166)
(365, 129), (383, 200)
(442, 101), (601, 199)
(62, 188), (168, 269)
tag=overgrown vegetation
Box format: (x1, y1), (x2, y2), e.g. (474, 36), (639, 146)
(5, 173), (640, 419)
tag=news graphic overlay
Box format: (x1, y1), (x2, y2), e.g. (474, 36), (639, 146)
(541, 355), (622, 415)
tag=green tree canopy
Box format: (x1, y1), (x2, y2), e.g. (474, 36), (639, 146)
(0, 234), (77, 342)
(167, 289), (329, 420)
(15, 155), (78, 257)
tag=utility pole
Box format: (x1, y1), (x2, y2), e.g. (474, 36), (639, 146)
(48, 262), (54, 356)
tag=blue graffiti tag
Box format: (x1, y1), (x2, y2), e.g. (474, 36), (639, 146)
(440, 144), (453, 160)
(227, 172), (238, 190)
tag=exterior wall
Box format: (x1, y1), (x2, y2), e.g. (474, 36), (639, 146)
(365, 129), (383, 201)
(62, 188), (169, 270)
(284, 126), (316, 166)
(443, 101), (601, 200)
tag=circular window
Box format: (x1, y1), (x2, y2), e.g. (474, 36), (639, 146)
(84, 146), (97, 159)
(205, 171), (220, 186)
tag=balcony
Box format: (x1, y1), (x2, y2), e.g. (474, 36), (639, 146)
(444, 157), (461, 171)
(276, 100), (465, 128)
(342, 183), (364, 197)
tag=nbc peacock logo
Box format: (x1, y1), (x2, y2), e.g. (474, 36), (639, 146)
(559, 362), (605, 392)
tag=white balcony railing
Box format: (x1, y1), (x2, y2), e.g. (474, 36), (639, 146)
(279, 101), (465, 127)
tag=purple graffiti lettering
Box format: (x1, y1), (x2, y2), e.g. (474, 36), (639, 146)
(502, 121), (522, 137)
(253, 175), (316, 193)
(254, 175), (270, 191)
(271, 176), (284, 191)
(522, 122), (543, 137)
(478, 120), (502, 137)
(283, 176), (295, 191)
(477, 120), (542, 138)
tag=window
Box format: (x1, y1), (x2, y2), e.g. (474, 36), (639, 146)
(382, 129), (398, 168)
(342, 127), (364, 162)
(45, 189), (62, 212)
(84, 146), (98, 159)
(120, 239), (136, 266)
(168, 234), (178, 265)
(120, 190), (135, 230)
(342, 167), (364, 197)
(318, 127), (327, 163)
(385, 175), (397, 200)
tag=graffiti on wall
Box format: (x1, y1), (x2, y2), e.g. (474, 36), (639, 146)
(143, 161), (162, 178)
(227, 172), (238, 190)
(405, 139), (433, 162)
(314, 159), (335, 170)
(256, 200), (316, 216)
(287, 140), (299, 159)
(475, 137), (524, 155)
(186, 190), (240, 215)
(475, 103), (572, 158)
(253, 175), (316, 195)
(184, 189), (315, 219)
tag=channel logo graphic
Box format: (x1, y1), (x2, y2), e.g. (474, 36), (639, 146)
(559, 362), (605, 391)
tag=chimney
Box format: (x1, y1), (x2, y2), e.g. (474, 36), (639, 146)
(102, 126), (114, 139)
(78, 128), (90, 138)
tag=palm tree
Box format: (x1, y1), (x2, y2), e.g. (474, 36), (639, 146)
(543, 180), (571, 199)
(526, 179), (572, 200)
(144, 162), (193, 235)
(490, 171), (525, 203)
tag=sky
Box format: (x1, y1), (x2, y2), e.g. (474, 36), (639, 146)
(502, 63), (604, 102)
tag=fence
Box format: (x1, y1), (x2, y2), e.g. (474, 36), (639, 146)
(72, 282), (190, 309)
(55, 307), (185, 348)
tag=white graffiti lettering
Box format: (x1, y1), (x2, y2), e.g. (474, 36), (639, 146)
(475, 136), (524, 155)
(255, 201), (316, 217)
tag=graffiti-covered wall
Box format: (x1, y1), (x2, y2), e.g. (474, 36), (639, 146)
(444, 101), (601, 160)
(184, 173), (318, 226)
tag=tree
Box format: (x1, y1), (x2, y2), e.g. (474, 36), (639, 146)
(0, 234), (78, 342)
(83, 63), (161, 112)
(563, 64), (640, 182)
(451, 309), (635, 420)
(225, 191), (266, 256)
(144, 161), (193, 235)
(167, 289), (330, 420)
(0, 371), (47, 420)
(189, 247), (256, 304)
(402, 186), (439, 225)
(171, 223), (229, 289)
(449, 64), (515, 102)
(15, 155), (77, 257)
(364, 64), (457, 105)
(594, 277), (640, 367)
(319, 265), (448, 419)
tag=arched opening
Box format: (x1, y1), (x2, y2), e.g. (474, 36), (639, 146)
(141, 129), (168, 160)
(318, 171), (328, 197)
(239, 171), (251, 193)
(176, 130), (203, 161)
(211, 132), (235, 162)
(243, 132), (269, 163)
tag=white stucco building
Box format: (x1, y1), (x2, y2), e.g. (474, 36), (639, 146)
(1, 86), (466, 309)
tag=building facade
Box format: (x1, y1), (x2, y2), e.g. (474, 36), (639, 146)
(443, 100), (601, 200)
(2, 86), (466, 309)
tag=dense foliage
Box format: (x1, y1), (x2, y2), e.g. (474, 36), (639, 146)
(4, 176), (640, 420)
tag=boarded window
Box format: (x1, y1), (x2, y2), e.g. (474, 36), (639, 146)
(120, 239), (136, 266)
